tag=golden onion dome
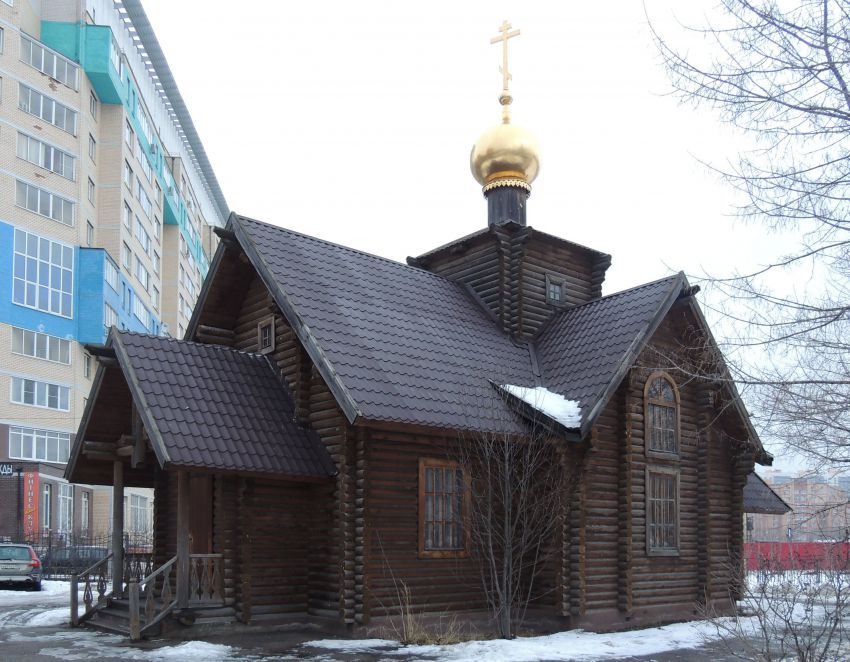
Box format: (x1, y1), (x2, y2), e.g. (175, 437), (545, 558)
(470, 117), (540, 192)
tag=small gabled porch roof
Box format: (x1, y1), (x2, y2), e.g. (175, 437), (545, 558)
(65, 330), (337, 485)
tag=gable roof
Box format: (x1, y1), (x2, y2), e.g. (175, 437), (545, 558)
(69, 331), (336, 480)
(744, 472), (792, 515)
(205, 214), (766, 462)
(231, 214), (535, 435)
(535, 274), (685, 436)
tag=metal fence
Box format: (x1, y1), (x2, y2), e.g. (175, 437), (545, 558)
(20, 531), (153, 579)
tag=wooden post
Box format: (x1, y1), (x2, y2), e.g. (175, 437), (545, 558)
(112, 460), (124, 598)
(176, 470), (190, 609)
(128, 578), (140, 640)
(70, 574), (79, 626)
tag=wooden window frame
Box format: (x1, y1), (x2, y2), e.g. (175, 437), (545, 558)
(644, 371), (681, 459)
(646, 465), (680, 556)
(545, 273), (565, 306)
(257, 316), (275, 355)
(418, 458), (470, 559)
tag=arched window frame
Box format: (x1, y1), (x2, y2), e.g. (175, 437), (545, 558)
(643, 371), (681, 458)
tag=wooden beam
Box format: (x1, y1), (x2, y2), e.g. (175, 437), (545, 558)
(83, 441), (116, 454)
(84, 451), (119, 462)
(176, 470), (190, 609)
(112, 460), (124, 597)
(131, 407), (145, 469)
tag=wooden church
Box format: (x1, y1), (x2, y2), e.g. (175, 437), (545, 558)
(65, 24), (771, 639)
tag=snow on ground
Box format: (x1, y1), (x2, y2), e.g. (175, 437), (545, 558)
(0, 579), (76, 605)
(501, 385), (582, 428)
(306, 619), (744, 662)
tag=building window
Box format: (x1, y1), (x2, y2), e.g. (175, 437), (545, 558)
(20, 35), (79, 90)
(153, 215), (161, 241)
(87, 178), (95, 204)
(9, 426), (71, 463)
(137, 181), (152, 217)
(18, 83), (77, 134)
(104, 258), (119, 292)
(645, 373), (680, 456)
(135, 258), (150, 292)
(84, 353), (91, 379)
(16, 180), (75, 226)
(57, 484), (73, 533)
(11, 376), (70, 411)
(89, 91), (97, 118)
(258, 318), (274, 354)
(152, 285), (160, 311)
(122, 242), (132, 268)
(16, 132), (75, 180)
(81, 492), (90, 536)
(124, 119), (134, 146)
(11, 327), (70, 364)
(418, 458), (467, 557)
(152, 250), (160, 275)
(132, 296), (151, 331)
(86, 220), (94, 246)
(646, 467), (679, 555)
(135, 216), (151, 255)
(88, 134), (96, 161)
(123, 160), (133, 189)
(123, 201), (133, 229)
(12, 229), (74, 317)
(104, 303), (118, 332)
(137, 138), (152, 182)
(42, 484), (52, 532)
(129, 494), (151, 534)
(545, 274), (564, 305)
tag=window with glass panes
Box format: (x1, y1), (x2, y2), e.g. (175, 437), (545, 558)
(12, 229), (73, 317)
(11, 327), (70, 363)
(645, 373), (679, 455)
(9, 426), (71, 463)
(646, 468), (679, 554)
(419, 459), (466, 556)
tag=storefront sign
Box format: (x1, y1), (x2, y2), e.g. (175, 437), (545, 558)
(23, 472), (39, 540)
(0, 463), (13, 476)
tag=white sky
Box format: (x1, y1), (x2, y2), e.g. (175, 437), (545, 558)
(142, 0), (801, 470)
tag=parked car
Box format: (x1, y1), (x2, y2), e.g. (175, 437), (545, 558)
(0, 543), (43, 590)
(41, 546), (108, 577)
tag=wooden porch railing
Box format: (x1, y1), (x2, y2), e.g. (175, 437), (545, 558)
(188, 553), (224, 605)
(70, 552), (113, 626)
(128, 554), (177, 640)
(123, 551), (154, 585)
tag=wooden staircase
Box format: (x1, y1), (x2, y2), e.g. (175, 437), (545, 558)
(73, 552), (230, 640)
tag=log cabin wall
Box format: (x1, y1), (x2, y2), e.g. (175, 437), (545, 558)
(415, 228), (610, 339)
(573, 311), (750, 629)
(363, 427), (485, 620)
(228, 268), (349, 622)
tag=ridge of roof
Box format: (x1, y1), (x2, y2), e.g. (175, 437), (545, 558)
(233, 214), (458, 285)
(411, 223), (611, 264)
(117, 329), (266, 360)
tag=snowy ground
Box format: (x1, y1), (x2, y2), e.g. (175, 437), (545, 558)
(0, 581), (749, 661)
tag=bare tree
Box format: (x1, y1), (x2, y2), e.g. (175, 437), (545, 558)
(649, 0), (850, 468)
(457, 414), (571, 639)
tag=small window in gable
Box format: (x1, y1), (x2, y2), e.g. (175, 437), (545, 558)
(545, 274), (564, 305)
(257, 317), (275, 354)
(644, 372), (679, 456)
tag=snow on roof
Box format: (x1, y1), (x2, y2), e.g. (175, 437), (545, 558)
(501, 385), (581, 429)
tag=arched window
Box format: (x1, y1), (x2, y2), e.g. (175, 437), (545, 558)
(644, 372), (679, 455)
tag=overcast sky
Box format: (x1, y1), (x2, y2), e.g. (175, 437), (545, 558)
(142, 0), (801, 470)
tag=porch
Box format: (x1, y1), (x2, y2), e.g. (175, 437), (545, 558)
(64, 331), (338, 639)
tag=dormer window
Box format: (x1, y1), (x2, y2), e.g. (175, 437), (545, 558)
(258, 317), (275, 354)
(546, 274), (564, 305)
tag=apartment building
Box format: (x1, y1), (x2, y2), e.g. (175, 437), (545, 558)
(0, 0), (228, 543)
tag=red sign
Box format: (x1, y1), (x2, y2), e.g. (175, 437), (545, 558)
(22, 472), (39, 540)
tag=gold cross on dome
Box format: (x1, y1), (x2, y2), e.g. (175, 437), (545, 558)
(490, 20), (520, 104)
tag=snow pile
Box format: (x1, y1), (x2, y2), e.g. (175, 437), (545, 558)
(128, 641), (237, 660)
(305, 619), (738, 661)
(501, 385), (581, 428)
(0, 580), (75, 607)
